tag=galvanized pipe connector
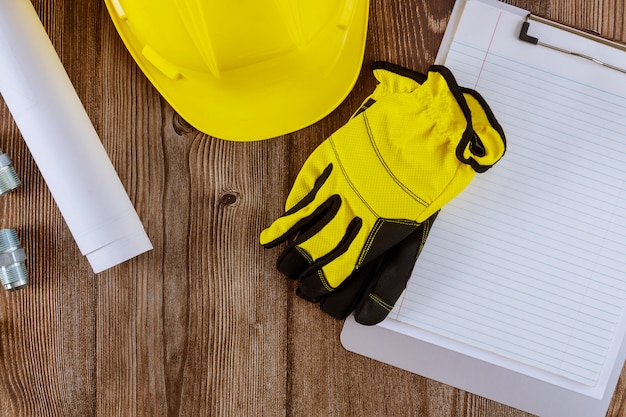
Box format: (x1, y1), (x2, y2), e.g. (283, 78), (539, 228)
(0, 228), (28, 291)
(0, 150), (21, 196)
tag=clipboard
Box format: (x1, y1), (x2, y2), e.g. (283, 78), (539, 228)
(341, 1), (626, 416)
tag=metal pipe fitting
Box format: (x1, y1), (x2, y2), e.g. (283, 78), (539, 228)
(0, 228), (28, 291)
(0, 150), (21, 196)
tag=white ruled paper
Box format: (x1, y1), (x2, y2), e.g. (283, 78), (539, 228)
(392, 0), (626, 387)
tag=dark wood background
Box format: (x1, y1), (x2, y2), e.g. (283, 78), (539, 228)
(1, 0), (625, 416)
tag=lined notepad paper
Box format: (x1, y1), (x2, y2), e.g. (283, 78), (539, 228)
(391, 0), (626, 387)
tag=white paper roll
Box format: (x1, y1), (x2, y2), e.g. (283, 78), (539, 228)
(0, 0), (152, 273)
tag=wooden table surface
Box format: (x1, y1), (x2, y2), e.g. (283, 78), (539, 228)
(1, 0), (626, 416)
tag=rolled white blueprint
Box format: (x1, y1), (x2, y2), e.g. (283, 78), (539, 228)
(0, 0), (152, 273)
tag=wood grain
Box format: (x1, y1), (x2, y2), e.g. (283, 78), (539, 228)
(0, 1), (624, 416)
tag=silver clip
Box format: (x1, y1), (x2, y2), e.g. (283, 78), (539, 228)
(519, 14), (626, 75)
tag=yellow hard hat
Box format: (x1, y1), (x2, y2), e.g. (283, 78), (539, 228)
(104, 0), (370, 141)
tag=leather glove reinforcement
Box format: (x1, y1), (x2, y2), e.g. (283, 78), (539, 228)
(260, 62), (506, 324)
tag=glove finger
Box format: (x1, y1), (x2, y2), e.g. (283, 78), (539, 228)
(295, 216), (363, 299)
(303, 218), (427, 319)
(260, 163), (334, 248)
(316, 257), (383, 320)
(274, 195), (342, 279)
(354, 212), (438, 325)
(284, 143), (336, 211)
(295, 216), (427, 301)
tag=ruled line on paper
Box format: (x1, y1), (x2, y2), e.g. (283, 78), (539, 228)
(392, 4), (626, 387)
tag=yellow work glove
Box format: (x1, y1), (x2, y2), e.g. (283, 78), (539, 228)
(317, 210), (439, 325)
(260, 63), (506, 310)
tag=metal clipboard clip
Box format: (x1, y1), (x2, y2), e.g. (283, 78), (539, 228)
(518, 13), (626, 75)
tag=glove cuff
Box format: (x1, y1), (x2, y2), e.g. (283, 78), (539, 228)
(426, 65), (506, 173)
(352, 62), (426, 118)
(370, 62), (427, 97)
(458, 87), (507, 172)
(371, 61), (427, 84)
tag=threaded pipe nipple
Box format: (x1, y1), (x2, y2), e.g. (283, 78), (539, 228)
(0, 229), (28, 291)
(0, 151), (21, 196)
